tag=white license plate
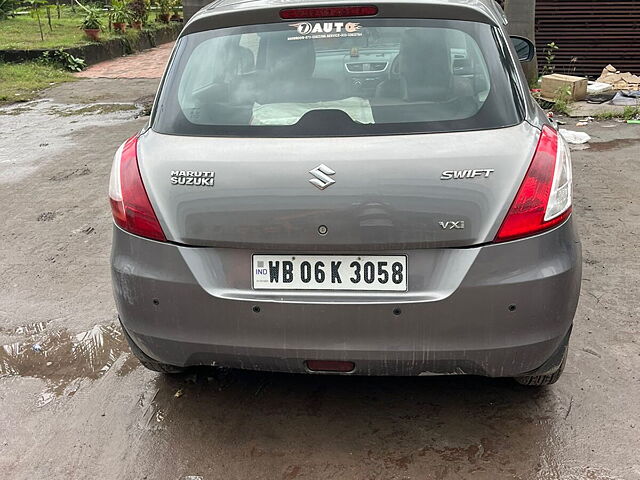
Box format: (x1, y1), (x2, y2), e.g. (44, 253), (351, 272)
(252, 255), (407, 291)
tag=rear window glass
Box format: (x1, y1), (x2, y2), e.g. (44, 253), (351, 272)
(152, 18), (521, 137)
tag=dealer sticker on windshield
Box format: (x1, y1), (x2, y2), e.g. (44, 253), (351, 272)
(288, 21), (363, 41)
(252, 255), (407, 291)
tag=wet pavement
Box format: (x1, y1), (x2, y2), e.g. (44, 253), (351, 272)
(1, 73), (640, 479)
(74, 41), (173, 79)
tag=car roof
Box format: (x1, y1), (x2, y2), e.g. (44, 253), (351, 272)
(207, 0), (500, 15)
(184, 0), (507, 35)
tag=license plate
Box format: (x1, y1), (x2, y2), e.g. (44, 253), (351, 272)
(252, 255), (407, 291)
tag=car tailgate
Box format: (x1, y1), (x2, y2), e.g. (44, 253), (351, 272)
(138, 122), (540, 249)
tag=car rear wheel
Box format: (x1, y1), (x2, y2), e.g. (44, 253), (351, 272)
(120, 319), (185, 374)
(514, 334), (569, 386)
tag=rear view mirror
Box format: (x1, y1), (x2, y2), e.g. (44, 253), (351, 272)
(510, 36), (536, 62)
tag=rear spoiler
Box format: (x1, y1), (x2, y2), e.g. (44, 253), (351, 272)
(182, 1), (503, 37)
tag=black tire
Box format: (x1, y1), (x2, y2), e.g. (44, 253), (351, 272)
(515, 341), (568, 386)
(120, 320), (185, 374)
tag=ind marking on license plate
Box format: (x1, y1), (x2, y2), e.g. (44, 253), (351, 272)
(252, 255), (407, 291)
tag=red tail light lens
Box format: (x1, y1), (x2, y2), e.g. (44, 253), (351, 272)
(494, 126), (573, 243)
(280, 6), (378, 19)
(109, 135), (166, 242)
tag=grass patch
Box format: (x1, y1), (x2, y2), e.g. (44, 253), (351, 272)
(0, 61), (74, 104)
(0, 11), (107, 50)
(0, 9), (169, 50)
(593, 106), (640, 121)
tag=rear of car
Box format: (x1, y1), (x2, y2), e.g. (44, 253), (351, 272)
(110, 0), (581, 381)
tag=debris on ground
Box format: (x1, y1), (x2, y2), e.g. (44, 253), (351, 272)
(36, 391), (55, 408)
(36, 211), (59, 222)
(174, 389), (184, 398)
(587, 81), (613, 95)
(560, 129), (591, 145)
(541, 73), (588, 101)
(596, 65), (640, 91)
(576, 116), (595, 127)
(611, 90), (640, 106)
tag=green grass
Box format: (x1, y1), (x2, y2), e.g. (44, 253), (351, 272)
(593, 106), (640, 121)
(0, 61), (74, 104)
(0, 10), (108, 50)
(0, 8), (169, 50)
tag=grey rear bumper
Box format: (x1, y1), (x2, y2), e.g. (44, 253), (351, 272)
(111, 219), (581, 376)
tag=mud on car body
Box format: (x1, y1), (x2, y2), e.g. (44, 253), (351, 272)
(110, 0), (581, 385)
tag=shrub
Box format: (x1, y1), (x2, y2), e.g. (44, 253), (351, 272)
(41, 48), (86, 72)
(127, 0), (147, 23)
(0, 0), (19, 19)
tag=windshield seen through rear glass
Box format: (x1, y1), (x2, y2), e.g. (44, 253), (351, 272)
(152, 18), (521, 137)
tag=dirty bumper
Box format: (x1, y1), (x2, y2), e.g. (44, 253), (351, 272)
(111, 220), (581, 377)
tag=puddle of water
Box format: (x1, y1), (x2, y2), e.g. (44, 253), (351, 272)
(0, 99), (142, 184)
(0, 320), (52, 336)
(586, 138), (640, 152)
(0, 323), (131, 397)
(137, 378), (168, 431)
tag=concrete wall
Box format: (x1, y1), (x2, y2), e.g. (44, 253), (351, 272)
(504, 0), (538, 84)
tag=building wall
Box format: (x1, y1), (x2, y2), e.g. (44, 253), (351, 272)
(536, 0), (640, 78)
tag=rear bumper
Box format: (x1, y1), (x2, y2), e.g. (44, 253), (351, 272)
(111, 219), (582, 377)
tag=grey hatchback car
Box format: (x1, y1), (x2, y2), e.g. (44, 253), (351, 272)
(110, 0), (581, 385)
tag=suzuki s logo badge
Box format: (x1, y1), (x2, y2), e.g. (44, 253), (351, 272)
(309, 164), (336, 190)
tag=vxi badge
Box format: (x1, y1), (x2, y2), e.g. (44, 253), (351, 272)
(441, 169), (495, 180)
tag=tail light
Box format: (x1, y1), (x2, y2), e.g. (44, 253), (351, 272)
(494, 126), (573, 243)
(109, 135), (166, 242)
(280, 6), (378, 19)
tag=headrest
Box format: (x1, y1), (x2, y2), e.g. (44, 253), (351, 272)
(399, 28), (453, 101)
(263, 32), (316, 79)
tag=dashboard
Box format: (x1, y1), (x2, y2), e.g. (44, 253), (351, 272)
(315, 49), (400, 98)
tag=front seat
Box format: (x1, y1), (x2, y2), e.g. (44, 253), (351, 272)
(257, 33), (341, 104)
(376, 28), (454, 102)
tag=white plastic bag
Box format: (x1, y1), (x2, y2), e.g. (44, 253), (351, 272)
(560, 129), (591, 144)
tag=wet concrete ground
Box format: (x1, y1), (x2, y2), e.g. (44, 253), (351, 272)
(0, 78), (639, 480)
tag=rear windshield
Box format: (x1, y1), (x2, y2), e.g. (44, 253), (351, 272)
(152, 18), (521, 137)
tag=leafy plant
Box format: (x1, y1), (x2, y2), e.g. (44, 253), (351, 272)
(109, 0), (132, 24)
(623, 105), (640, 121)
(80, 6), (103, 29)
(171, 0), (180, 16)
(0, 0), (19, 19)
(41, 48), (86, 72)
(552, 85), (572, 115)
(155, 0), (173, 16)
(541, 41), (558, 76)
(127, 0), (147, 23)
